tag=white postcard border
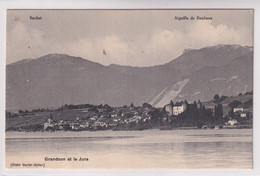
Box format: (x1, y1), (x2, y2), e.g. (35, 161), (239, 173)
(0, 0), (259, 176)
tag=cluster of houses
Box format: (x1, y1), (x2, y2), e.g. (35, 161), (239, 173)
(41, 97), (251, 131)
(226, 106), (249, 126)
(164, 98), (250, 127)
(43, 104), (153, 131)
(233, 106), (247, 118)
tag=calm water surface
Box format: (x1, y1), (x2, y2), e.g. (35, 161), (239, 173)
(5, 129), (252, 169)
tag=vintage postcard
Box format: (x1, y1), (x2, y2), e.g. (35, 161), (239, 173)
(5, 9), (253, 170)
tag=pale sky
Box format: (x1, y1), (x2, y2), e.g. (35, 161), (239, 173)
(6, 9), (253, 66)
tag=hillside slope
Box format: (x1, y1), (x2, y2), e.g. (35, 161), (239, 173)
(6, 45), (253, 110)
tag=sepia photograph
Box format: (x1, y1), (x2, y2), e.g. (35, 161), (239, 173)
(4, 9), (254, 170)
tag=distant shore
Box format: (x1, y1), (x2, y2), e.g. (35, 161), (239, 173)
(5, 124), (253, 134)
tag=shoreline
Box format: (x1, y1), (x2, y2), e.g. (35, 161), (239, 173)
(5, 124), (253, 133)
(5, 127), (253, 136)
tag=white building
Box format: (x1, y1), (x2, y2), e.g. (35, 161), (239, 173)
(111, 114), (117, 118)
(43, 122), (49, 130)
(228, 119), (238, 126)
(173, 105), (187, 115)
(164, 100), (188, 115)
(233, 107), (243, 113)
(240, 113), (247, 118)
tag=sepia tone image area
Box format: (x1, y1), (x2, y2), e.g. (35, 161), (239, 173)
(5, 9), (253, 169)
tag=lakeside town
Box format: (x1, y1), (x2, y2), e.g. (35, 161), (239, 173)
(6, 91), (253, 132)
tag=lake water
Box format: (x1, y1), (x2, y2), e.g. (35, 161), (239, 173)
(5, 129), (252, 169)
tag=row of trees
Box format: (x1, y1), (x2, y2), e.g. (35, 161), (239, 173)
(6, 108), (50, 118)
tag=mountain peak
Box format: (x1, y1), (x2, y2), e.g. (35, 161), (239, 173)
(37, 53), (80, 61)
(8, 53), (106, 68)
(202, 44), (252, 51)
(180, 44), (251, 57)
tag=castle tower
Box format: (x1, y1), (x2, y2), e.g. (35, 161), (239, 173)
(130, 103), (135, 111)
(182, 99), (188, 111)
(164, 100), (174, 115)
(197, 99), (202, 109)
(47, 111), (54, 125)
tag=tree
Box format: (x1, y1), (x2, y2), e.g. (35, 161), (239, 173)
(213, 94), (220, 103)
(63, 124), (71, 131)
(31, 124), (43, 131)
(214, 103), (223, 122)
(142, 103), (153, 109)
(18, 110), (24, 114)
(6, 111), (12, 118)
(217, 104), (223, 119)
(149, 109), (166, 125)
(228, 100), (242, 109)
(219, 95), (228, 102)
(244, 99), (253, 108)
(228, 110), (235, 119)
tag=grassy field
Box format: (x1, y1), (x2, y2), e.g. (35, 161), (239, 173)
(6, 112), (50, 129)
(52, 108), (95, 121)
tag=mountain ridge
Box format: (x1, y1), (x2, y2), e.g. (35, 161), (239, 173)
(6, 44), (253, 110)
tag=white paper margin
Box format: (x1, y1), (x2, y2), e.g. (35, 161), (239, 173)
(0, 0), (259, 176)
